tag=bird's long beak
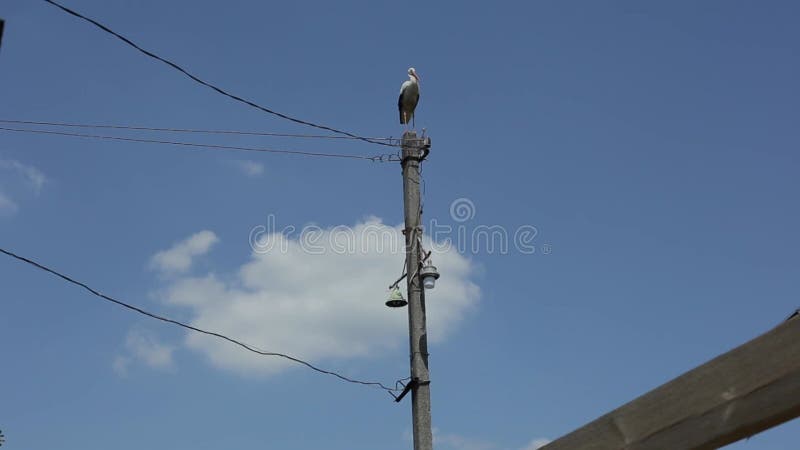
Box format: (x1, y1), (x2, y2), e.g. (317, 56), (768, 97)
(412, 71), (421, 82)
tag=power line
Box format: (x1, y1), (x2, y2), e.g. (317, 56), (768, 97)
(41, 0), (396, 148)
(0, 126), (400, 162)
(0, 246), (403, 394)
(0, 119), (399, 143)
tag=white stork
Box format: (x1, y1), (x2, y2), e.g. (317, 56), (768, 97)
(398, 67), (420, 128)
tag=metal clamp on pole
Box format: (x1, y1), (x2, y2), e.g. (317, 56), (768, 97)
(392, 377), (431, 403)
(393, 378), (418, 403)
(420, 137), (431, 161)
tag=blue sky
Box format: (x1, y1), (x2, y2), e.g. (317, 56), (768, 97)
(1, 1), (799, 449)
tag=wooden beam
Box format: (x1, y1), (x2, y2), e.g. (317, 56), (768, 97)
(541, 315), (800, 450)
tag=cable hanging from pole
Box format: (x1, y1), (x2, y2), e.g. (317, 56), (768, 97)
(0, 119), (400, 144)
(0, 246), (406, 395)
(40, 0), (396, 148)
(0, 126), (401, 162)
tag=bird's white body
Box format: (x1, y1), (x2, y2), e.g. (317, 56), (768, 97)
(398, 68), (420, 127)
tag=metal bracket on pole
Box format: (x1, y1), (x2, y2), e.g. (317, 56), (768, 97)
(420, 137), (431, 161)
(392, 378), (418, 403)
(392, 377), (430, 403)
(388, 250), (432, 290)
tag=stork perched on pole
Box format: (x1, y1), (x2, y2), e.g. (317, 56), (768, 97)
(398, 67), (420, 129)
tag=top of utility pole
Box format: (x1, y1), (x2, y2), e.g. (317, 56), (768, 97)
(401, 131), (431, 162)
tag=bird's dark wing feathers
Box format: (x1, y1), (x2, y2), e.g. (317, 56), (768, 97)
(398, 93), (405, 124)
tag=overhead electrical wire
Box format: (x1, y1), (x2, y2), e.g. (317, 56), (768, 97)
(41, 0), (396, 148)
(0, 126), (400, 162)
(0, 246), (404, 394)
(0, 119), (399, 143)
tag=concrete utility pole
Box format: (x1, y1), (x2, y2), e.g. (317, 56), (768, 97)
(400, 130), (433, 450)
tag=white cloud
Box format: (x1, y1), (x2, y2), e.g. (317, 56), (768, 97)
(0, 159), (47, 216)
(0, 192), (18, 216)
(112, 355), (131, 375)
(234, 160), (264, 177)
(150, 230), (219, 275)
(113, 329), (176, 376)
(153, 218), (480, 376)
(0, 159), (47, 194)
(435, 429), (495, 450)
(521, 438), (551, 450)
